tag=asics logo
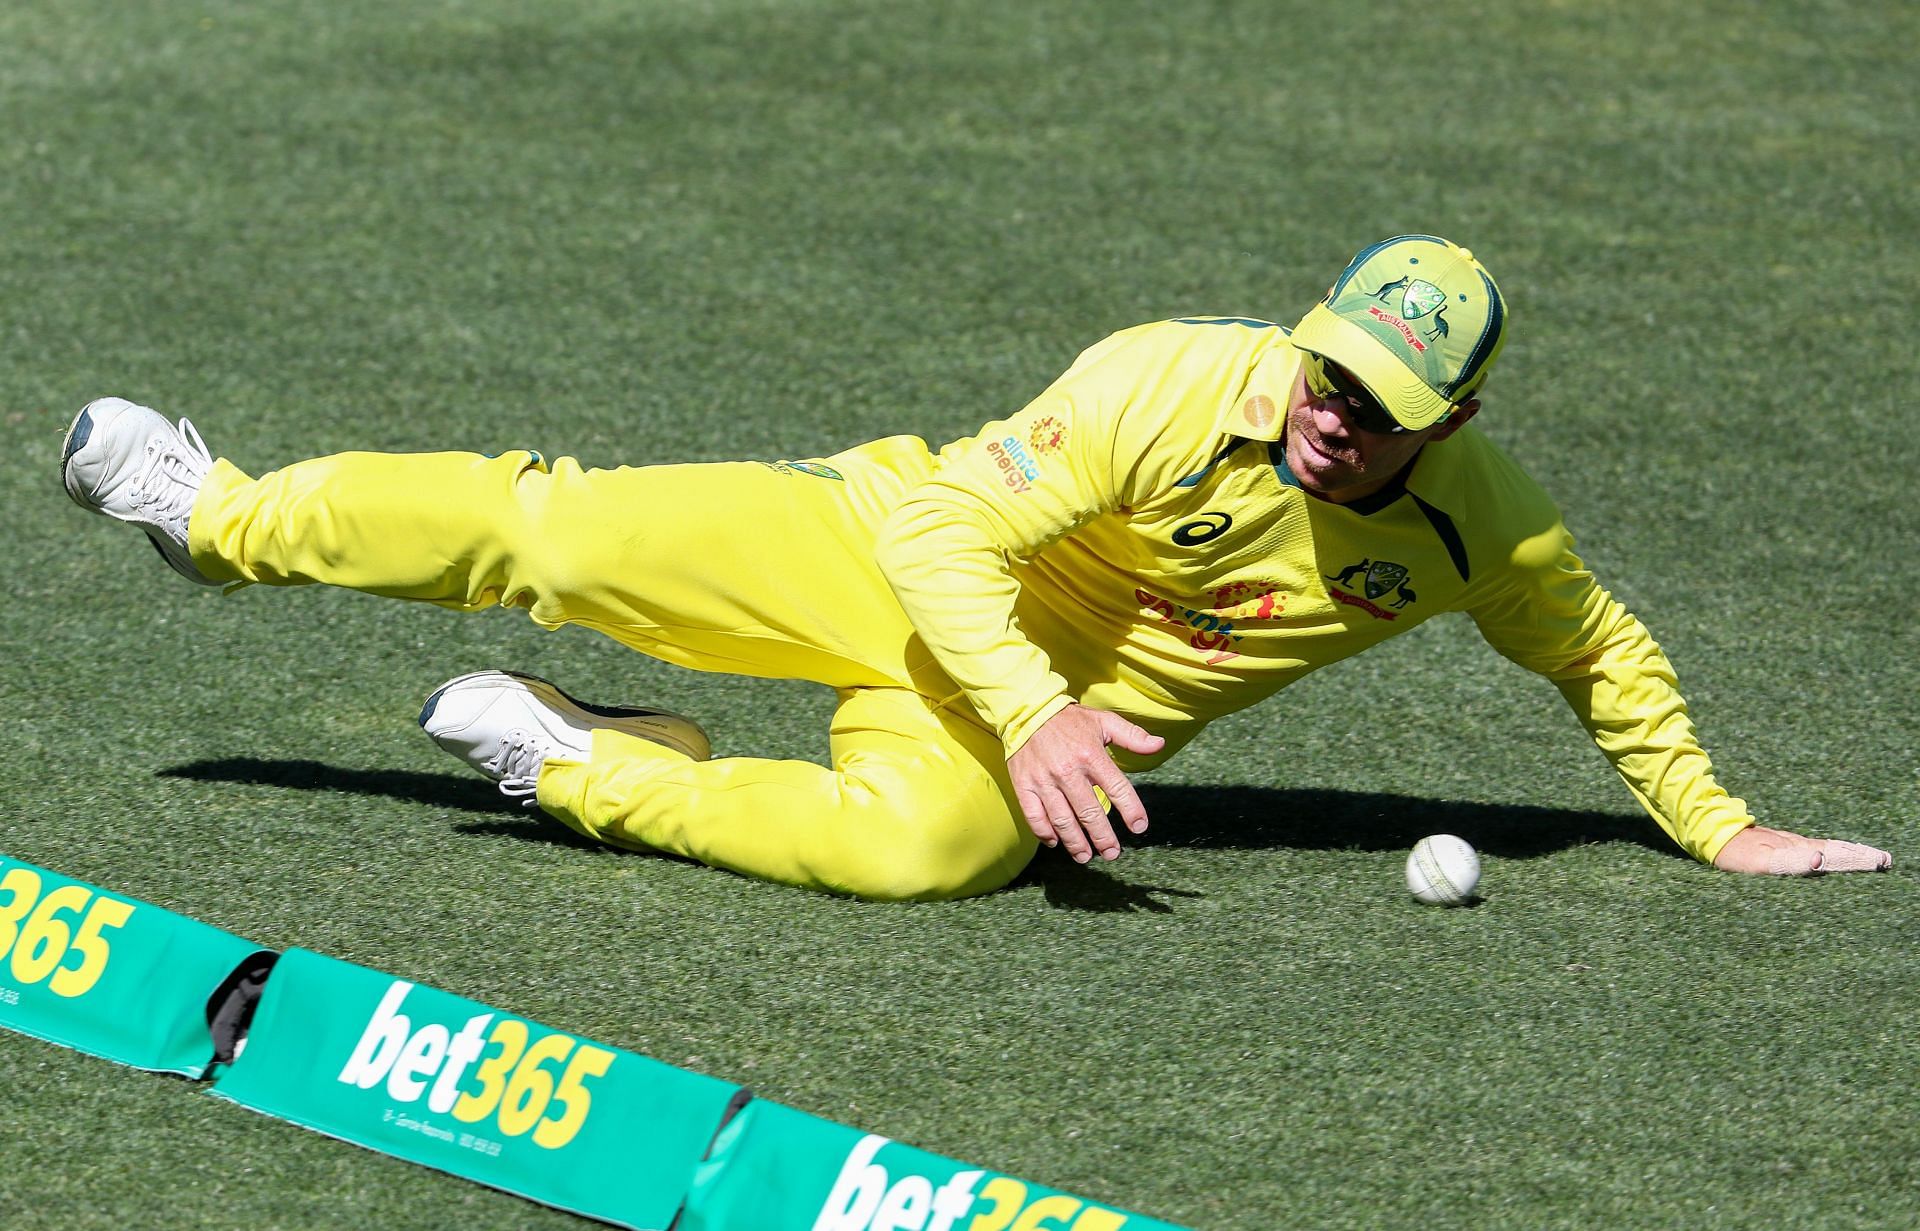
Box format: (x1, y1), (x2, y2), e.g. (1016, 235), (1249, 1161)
(1172, 513), (1232, 546)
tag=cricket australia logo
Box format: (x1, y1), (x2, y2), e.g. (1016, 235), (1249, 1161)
(1027, 416), (1068, 455)
(1325, 558), (1416, 621)
(1371, 277), (1451, 343)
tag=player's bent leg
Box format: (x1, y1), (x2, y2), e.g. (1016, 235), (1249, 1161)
(419, 670), (711, 801)
(535, 687), (1036, 901)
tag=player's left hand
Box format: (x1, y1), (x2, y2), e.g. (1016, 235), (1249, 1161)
(1712, 825), (1892, 875)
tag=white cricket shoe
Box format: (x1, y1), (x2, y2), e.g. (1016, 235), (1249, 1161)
(419, 670), (711, 804)
(62, 397), (218, 585)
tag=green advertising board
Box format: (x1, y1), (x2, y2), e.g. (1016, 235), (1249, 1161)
(210, 948), (744, 1229)
(0, 861), (1188, 1231)
(682, 1098), (1189, 1231)
(0, 854), (267, 1077)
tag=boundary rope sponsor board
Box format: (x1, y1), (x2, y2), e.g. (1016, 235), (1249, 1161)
(0, 855), (267, 1077)
(210, 948), (744, 1230)
(682, 1099), (1185, 1231)
(0, 855), (1190, 1230)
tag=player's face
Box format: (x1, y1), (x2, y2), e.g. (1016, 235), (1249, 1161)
(1283, 361), (1474, 503)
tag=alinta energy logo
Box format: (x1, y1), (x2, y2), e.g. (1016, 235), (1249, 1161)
(1137, 579), (1284, 665)
(1366, 276), (1452, 350)
(985, 434), (1043, 494)
(1325, 558), (1416, 621)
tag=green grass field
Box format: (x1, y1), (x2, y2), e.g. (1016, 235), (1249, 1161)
(3, 1), (1916, 1227)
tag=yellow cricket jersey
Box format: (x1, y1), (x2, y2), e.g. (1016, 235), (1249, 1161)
(874, 317), (1754, 863)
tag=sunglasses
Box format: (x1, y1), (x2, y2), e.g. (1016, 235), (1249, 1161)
(1302, 352), (1408, 435)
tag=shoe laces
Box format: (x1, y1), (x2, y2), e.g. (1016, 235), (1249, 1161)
(487, 727), (550, 807)
(129, 417), (212, 537)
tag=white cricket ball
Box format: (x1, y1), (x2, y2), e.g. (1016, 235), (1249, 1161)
(1406, 834), (1481, 906)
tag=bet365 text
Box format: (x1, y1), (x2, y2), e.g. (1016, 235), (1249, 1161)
(815, 1135), (1133, 1231)
(0, 861), (134, 998)
(338, 981), (616, 1150)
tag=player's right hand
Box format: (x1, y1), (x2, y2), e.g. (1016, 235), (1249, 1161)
(1007, 704), (1164, 864)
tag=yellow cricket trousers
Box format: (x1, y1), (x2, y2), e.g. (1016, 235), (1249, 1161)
(187, 440), (1037, 900)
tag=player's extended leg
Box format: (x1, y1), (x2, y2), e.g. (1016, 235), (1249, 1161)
(426, 673), (1034, 901)
(63, 397), (935, 689)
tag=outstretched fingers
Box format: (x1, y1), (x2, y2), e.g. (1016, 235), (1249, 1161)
(1016, 775), (1122, 864)
(1007, 704), (1164, 864)
(1717, 825), (1892, 876)
(1816, 839), (1893, 873)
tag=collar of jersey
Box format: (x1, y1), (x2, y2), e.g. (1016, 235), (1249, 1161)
(1212, 342), (1298, 442)
(1262, 437), (1414, 515)
(1224, 341), (1444, 515)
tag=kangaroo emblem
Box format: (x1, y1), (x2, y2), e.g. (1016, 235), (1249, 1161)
(1327, 557), (1418, 619)
(1372, 277), (1452, 342)
(1326, 558), (1373, 587)
(1329, 559), (1419, 607)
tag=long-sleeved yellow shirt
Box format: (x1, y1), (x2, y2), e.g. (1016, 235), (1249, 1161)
(875, 317), (1753, 863)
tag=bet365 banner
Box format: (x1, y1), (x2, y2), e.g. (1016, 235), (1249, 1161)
(209, 948), (744, 1229)
(682, 1097), (1187, 1231)
(0, 854), (265, 1077)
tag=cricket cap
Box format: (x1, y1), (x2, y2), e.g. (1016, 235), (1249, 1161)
(1289, 235), (1508, 431)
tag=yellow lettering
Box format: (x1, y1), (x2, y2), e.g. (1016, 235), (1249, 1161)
(49, 897), (134, 998)
(968, 1177), (1028, 1231)
(533, 1043), (616, 1149)
(497, 1030), (573, 1137)
(0, 866), (44, 957)
(1010, 1195), (1083, 1231)
(11, 885), (92, 985)
(453, 1018), (527, 1123)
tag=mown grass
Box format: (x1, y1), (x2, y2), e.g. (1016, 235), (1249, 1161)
(2, 2), (1915, 1227)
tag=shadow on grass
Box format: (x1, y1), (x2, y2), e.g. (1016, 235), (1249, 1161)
(161, 758), (503, 813)
(1018, 783), (1676, 912)
(159, 758), (615, 852)
(1130, 783), (1672, 860)
(1029, 870), (1206, 914)
(162, 760), (1677, 912)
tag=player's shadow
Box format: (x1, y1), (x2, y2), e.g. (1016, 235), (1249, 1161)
(1130, 783), (1669, 860)
(158, 758), (614, 851)
(161, 758), (502, 812)
(161, 761), (1673, 909)
(1023, 783), (1672, 913)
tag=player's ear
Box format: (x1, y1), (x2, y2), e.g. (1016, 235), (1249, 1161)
(1429, 398), (1479, 440)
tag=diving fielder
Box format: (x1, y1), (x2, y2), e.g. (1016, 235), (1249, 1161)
(60, 236), (1891, 898)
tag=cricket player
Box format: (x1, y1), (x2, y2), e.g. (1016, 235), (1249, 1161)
(60, 235), (1890, 899)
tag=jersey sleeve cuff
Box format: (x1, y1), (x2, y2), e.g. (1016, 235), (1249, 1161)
(1001, 694), (1077, 759)
(1694, 815), (1754, 866)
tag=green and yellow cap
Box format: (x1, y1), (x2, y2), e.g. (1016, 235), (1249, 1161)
(1289, 235), (1508, 431)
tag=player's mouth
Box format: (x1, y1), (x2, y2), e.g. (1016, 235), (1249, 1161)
(1293, 412), (1362, 474)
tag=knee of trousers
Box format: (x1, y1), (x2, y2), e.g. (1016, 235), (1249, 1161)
(815, 692), (1038, 901)
(822, 786), (1038, 902)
